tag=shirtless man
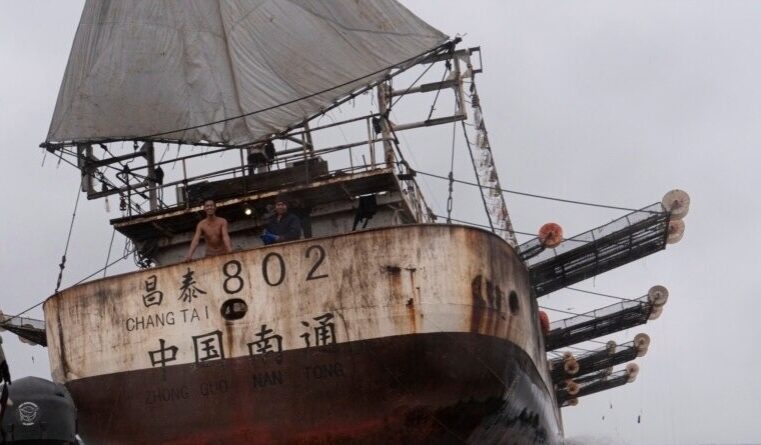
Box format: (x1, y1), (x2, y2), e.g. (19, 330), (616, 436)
(184, 199), (232, 261)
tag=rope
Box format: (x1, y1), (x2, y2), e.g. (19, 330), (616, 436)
(539, 306), (593, 318)
(567, 287), (636, 302)
(431, 213), (587, 244)
(2, 248), (136, 326)
(103, 228), (117, 278)
(74, 248), (136, 286)
(445, 104), (457, 223)
(566, 345), (597, 353)
(415, 170), (653, 213)
(389, 111), (443, 213)
(159, 143), (170, 162)
(389, 60), (437, 110)
(431, 214), (538, 238)
(460, 121), (495, 232)
(54, 183), (82, 294)
(426, 62), (451, 120)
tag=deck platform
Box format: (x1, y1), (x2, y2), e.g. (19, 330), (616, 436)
(111, 167), (401, 242)
(557, 369), (631, 407)
(545, 296), (654, 351)
(519, 203), (670, 297)
(550, 340), (639, 383)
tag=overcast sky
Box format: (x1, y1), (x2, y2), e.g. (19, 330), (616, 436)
(1, 2), (760, 444)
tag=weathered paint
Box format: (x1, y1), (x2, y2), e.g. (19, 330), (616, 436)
(44, 224), (562, 444)
(68, 333), (558, 444)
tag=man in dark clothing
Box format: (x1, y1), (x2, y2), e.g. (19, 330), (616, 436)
(263, 199), (301, 244)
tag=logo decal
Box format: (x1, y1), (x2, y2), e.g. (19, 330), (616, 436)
(18, 402), (40, 426)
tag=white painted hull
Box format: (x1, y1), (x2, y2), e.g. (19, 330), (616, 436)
(45, 225), (563, 444)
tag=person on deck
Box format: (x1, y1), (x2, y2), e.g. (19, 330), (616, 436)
(262, 199), (302, 244)
(184, 199), (232, 261)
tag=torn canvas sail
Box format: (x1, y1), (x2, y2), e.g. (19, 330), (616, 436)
(46, 0), (447, 146)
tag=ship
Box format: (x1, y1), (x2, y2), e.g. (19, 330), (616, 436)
(0, 1), (690, 444)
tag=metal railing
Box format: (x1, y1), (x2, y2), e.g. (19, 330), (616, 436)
(111, 113), (420, 217)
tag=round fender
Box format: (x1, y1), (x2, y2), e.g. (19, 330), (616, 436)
(538, 222), (563, 248)
(661, 189), (690, 220)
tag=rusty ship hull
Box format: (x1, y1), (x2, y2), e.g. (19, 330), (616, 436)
(44, 225), (563, 444)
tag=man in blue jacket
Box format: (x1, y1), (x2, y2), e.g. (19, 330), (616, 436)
(262, 199), (301, 244)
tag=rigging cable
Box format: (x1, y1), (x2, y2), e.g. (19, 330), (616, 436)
(566, 345), (597, 354)
(425, 60), (452, 120)
(102, 228), (117, 278)
(54, 183), (82, 294)
(431, 214), (589, 245)
(567, 287), (636, 302)
(446, 105), (457, 223)
(389, 111), (443, 213)
(588, 339), (617, 346)
(388, 41), (452, 111)
(3, 248), (136, 326)
(539, 306), (594, 318)
(431, 214), (537, 238)
(159, 143), (171, 163)
(389, 61), (437, 110)
(76, 248), (136, 286)
(460, 120), (495, 232)
(414, 169), (653, 213)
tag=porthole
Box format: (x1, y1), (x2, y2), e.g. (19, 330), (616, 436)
(221, 298), (248, 320)
(508, 291), (520, 315)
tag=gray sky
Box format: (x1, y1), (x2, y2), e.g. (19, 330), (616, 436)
(1, 2), (760, 444)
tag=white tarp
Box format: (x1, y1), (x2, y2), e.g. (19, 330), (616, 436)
(46, 0), (447, 146)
